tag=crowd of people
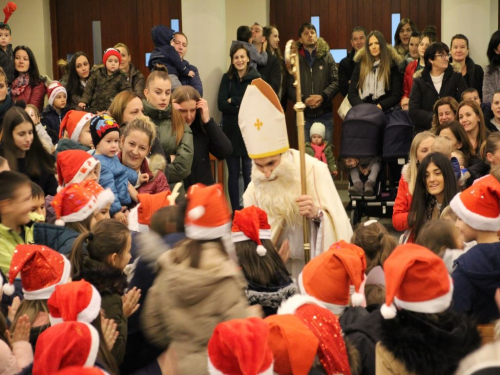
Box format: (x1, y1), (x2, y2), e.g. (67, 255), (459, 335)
(1, 1), (500, 372)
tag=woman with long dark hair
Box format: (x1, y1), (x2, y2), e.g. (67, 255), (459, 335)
(61, 52), (92, 110)
(11, 46), (45, 112)
(483, 30), (500, 103)
(263, 25), (287, 109)
(393, 18), (418, 57)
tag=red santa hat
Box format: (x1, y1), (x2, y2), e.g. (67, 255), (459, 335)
(6, 244), (71, 300)
(207, 317), (274, 375)
(55, 367), (109, 375)
(298, 240), (366, 315)
(57, 150), (100, 189)
(185, 183), (231, 240)
(59, 110), (94, 141)
(278, 295), (351, 375)
(231, 205), (272, 257)
(48, 280), (101, 326)
(52, 183), (97, 226)
(137, 190), (173, 226)
(450, 174), (500, 232)
(381, 243), (453, 319)
(81, 180), (114, 210)
(102, 48), (121, 65)
(47, 81), (67, 106)
(33, 321), (100, 375)
(264, 314), (318, 375)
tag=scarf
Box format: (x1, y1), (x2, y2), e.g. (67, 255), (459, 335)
(11, 73), (30, 96)
(360, 60), (386, 100)
(310, 142), (327, 163)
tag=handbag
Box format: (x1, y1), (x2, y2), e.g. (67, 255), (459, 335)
(337, 95), (352, 120)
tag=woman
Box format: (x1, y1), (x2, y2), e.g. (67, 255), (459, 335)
(482, 30), (500, 104)
(0, 107), (57, 195)
(450, 34), (484, 99)
(62, 52), (92, 110)
(348, 30), (403, 111)
(392, 131), (436, 232)
(172, 85), (232, 188)
(431, 96), (459, 130)
(409, 42), (467, 133)
(11, 46), (45, 112)
(408, 152), (458, 242)
(115, 43), (145, 99)
(457, 99), (488, 154)
(393, 18), (418, 57)
(142, 65), (193, 199)
(401, 28), (436, 110)
(263, 25), (287, 108)
(218, 43), (260, 211)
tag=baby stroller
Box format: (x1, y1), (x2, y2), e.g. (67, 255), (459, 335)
(340, 104), (386, 225)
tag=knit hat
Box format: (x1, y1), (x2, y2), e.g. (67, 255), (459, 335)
(47, 81), (67, 106)
(207, 317), (274, 375)
(298, 240), (366, 314)
(81, 180), (114, 210)
(137, 190), (174, 226)
(55, 367), (109, 375)
(89, 113), (120, 148)
(102, 47), (121, 65)
(6, 244), (71, 300)
(52, 183), (97, 226)
(450, 174), (500, 231)
(48, 280), (102, 326)
(59, 110), (94, 141)
(185, 183), (231, 240)
(57, 150), (100, 188)
(232, 205), (272, 257)
(278, 295), (352, 375)
(239, 78), (289, 159)
(265, 314), (318, 375)
(33, 321), (100, 375)
(310, 122), (325, 139)
(0, 2), (16, 32)
(381, 243), (453, 319)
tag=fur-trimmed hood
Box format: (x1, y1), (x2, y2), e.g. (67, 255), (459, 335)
(297, 37), (331, 59)
(147, 154), (167, 179)
(353, 44), (404, 66)
(413, 61), (461, 79)
(76, 257), (128, 296)
(380, 309), (481, 375)
(401, 163), (411, 183)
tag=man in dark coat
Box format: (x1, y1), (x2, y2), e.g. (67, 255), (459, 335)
(339, 27), (366, 97)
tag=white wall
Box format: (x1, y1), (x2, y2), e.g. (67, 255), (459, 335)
(441, 0), (498, 67)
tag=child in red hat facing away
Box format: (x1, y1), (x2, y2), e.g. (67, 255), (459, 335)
(57, 110), (94, 153)
(376, 243), (480, 375)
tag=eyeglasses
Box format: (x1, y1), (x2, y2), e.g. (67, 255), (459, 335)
(435, 54), (451, 60)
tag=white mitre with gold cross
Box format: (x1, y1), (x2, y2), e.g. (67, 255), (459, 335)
(238, 78), (289, 159)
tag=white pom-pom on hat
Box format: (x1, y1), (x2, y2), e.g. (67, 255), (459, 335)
(256, 245), (267, 257)
(3, 283), (15, 296)
(55, 219), (65, 226)
(351, 292), (365, 307)
(188, 206), (205, 221)
(381, 303), (397, 319)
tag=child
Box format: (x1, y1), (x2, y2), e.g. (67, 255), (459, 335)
(148, 25), (195, 90)
(450, 172), (500, 324)
(232, 205), (297, 316)
(0, 67), (13, 132)
(0, 3), (16, 84)
(0, 311), (33, 374)
(56, 149), (100, 188)
(70, 219), (136, 366)
(0, 171), (33, 274)
(305, 122), (338, 177)
(489, 90), (500, 132)
(57, 110), (94, 153)
(431, 135), (461, 180)
(452, 149), (468, 173)
(231, 25), (268, 69)
(345, 156), (381, 196)
(78, 48), (130, 113)
(41, 81), (69, 144)
(26, 104), (54, 154)
(90, 114), (142, 222)
(81, 179), (114, 223)
(29, 181), (45, 221)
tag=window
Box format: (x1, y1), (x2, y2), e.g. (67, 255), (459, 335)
(311, 16), (320, 37)
(171, 19), (180, 33)
(330, 49), (347, 62)
(391, 13), (401, 45)
(145, 53), (151, 66)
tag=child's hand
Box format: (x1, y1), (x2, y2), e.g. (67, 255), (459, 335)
(188, 70), (195, 78)
(114, 211), (128, 225)
(262, 40), (268, 52)
(8, 296), (20, 323)
(78, 102), (86, 110)
(101, 316), (119, 350)
(11, 314), (31, 343)
(139, 173), (149, 184)
(197, 99), (210, 123)
(122, 287), (141, 318)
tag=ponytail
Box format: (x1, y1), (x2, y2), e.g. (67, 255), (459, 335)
(70, 231), (92, 278)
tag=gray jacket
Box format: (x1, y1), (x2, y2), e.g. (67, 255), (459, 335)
(483, 66), (500, 104)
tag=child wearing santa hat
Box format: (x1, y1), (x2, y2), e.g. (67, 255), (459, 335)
(142, 183), (255, 374)
(232, 205), (297, 316)
(450, 172), (500, 323)
(81, 180), (114, 223)
(41, 81), (69, 144)
(377, 243), (480, 375)
(56, 110), (94, 154)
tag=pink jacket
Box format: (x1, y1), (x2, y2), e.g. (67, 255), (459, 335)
(0, 340), (33, 375)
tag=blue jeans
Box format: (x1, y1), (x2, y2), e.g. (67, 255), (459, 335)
(226, 155), (252, 211)
(305, 112), (334, 143)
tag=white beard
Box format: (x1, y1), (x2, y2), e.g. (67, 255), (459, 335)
(251, 155), (302, 228)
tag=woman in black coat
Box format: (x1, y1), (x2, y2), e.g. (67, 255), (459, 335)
(449, 34), (484, 99)
(409, 42), (467, 133)
(172, 85), (233, 189)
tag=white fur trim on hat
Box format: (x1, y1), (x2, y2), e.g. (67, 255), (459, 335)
(185, 222), (232, 241)
(83, 323), (100, 367)
(278, 292), (327, 315)
(68, 158), (100, 186)
(188, 206), (205, 221)
(207, 357), (274, 375)
(450, 193), (500, 232)
(49, 284), (101, 326)
(24, 256), (71, 301)
(231, 229), (272, 243)
(96, 188), (114, 210)
(70, 113), (94, 142)
(58, 195), (98, 225)
(48, 85), (67, 106)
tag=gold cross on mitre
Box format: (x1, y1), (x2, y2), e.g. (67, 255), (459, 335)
(254, 118), (263, 130)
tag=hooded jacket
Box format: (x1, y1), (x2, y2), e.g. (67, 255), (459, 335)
(348, 45), (404, 111)
(409, 63), (467, 133)
(33, 223), (80, 256)
(141, 240), (249, 375)
(148, 25), (189, 77)
(452, 242), (500, 324)
(287, 38), (340, 118)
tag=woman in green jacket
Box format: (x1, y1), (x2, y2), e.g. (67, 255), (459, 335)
(218, 43), (261, 211)
(143, 65), (193, 200)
